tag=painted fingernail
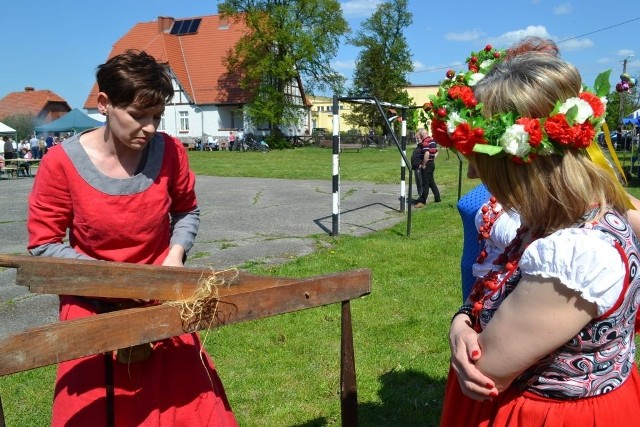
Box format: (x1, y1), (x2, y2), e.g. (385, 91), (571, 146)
(471, 350), (479, 358)
(490, 391), (498, 397)
(485, 383), (493, 389)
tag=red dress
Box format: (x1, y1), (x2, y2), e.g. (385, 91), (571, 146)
(28, 132), (238, 426)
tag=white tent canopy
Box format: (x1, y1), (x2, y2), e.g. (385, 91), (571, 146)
(0, 120), (16, 134)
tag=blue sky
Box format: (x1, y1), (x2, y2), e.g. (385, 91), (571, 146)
(1, 0), (638, 109)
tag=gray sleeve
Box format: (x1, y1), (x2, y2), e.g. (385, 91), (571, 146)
(170, 206), (200, 254)
(30, 243), (95, 260)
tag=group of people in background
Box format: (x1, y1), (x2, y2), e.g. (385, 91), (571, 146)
(1, 134), (66, 177)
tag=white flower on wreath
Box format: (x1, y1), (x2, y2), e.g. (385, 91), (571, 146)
(446, 111), (466, 134)
(558, 97), (593, 124)
(479, 59), (495, 72)
(468, 73), (485, 87)
(499, 124), (531, 157)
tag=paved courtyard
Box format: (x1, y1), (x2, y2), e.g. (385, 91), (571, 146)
(0, 175), (406, 337)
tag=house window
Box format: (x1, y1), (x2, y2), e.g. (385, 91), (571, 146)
(179, 111), (189, 132)
(158, 115), (166, 131)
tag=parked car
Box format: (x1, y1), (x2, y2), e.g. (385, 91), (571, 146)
(598, 131), (634, 150)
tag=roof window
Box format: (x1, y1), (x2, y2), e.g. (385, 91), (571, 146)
(170, 18), (202, 35)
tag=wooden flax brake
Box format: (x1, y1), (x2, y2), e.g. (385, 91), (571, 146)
(0, 254), (371, 427)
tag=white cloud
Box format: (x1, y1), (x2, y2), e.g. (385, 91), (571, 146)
(487, 25), (551, 48)
(444, 30), (485, 42)
(617, 49), (635, 57)
(413, 60), (427, 72)
(341, 0), (382, 18)
(553, 3), (572, 14)
(559, 38), (594, 51)
(332, 59), (356, 70)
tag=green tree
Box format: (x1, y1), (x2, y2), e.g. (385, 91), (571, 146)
(218, 0), (349, 135)
(3, 113), (36, 141)
(606, 89), (640, 132)
(344, 0), (414, 135)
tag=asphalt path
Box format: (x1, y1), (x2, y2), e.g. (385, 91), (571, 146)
(0, 175), (406, 337)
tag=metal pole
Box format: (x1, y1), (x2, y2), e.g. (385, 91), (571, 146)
(331, 95), (340, 236)
(400, 109), (407, 213)
(618, 56), (632, 145)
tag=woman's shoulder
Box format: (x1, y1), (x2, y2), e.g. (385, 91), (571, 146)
(523, 228), (618, 265)
(520, 227), (625, 313)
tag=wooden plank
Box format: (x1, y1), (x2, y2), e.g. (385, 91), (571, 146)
(0, 254), (300, 300)
(0, 269), (371, 376)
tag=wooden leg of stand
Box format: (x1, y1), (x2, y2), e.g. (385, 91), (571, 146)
(0, 394), (6, 427)
(340, 300), (358, 427)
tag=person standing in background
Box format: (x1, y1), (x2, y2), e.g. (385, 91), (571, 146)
(29, 133), (40, 159)
(414, 128), (441, 208)
(229, 130), (236, 150)
(3, 136), (15, 159)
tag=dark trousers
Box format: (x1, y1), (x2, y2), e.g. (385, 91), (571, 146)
(414, 168), (423, 200)
(418, 161), (441, 203)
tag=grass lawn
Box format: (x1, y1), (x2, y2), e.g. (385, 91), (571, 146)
(2, 145), (640, 426)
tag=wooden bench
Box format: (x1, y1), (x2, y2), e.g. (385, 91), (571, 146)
(181, 141), (196, 151)
(0, 165), (18, 179)
(0, 254), (370, 426)
(318, 140), (362, 152)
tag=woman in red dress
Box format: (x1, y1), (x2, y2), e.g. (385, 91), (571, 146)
(28, 50), (237, 426)
(426, 43), (640, 426)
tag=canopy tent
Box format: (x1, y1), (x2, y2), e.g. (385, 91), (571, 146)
(35, 108), (104, 134)
(623, 108), (640, 126)
(0, 120), (16, 135)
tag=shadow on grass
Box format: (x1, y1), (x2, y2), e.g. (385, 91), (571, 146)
(293, 369), (445, 427)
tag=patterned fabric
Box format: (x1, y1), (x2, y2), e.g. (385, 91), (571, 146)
(477, 209), (640, 399)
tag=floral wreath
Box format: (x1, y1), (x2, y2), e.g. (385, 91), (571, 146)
(421, 45), (612, 163)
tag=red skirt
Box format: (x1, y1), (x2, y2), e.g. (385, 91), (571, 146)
(440, 365), (640, 426)
(51, 296), (238, 427)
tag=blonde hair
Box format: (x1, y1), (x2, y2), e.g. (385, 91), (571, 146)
(472, 52), (628, 233)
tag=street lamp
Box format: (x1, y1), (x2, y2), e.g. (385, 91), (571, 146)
(618, 55), (634, 141)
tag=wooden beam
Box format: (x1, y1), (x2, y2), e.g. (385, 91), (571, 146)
(0, 254), (300, 300)
(0, 269), (371, 376)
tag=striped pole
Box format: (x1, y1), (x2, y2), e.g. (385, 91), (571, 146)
(332, 95), (340, 236)
(400, 109), (407, 212)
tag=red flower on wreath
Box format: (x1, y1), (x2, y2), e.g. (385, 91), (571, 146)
(516, 117), (543, 147)
(544, 114), (574, 146)
(451, 123), (486, 155)
(448, 85), (477, 108)
(573, 122), (596, 149)
(578, 92), (605, 118)
(431, 119), (453, 147)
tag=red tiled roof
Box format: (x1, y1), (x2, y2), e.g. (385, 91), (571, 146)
(0, 89), (70, 121)
(84, 15), (251, 109)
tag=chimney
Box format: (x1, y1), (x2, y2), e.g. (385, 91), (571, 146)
(25, 87), (35, 92)
(157, 16), (174, 34)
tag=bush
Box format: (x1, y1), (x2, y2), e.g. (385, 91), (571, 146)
(265, 133), (288, 149)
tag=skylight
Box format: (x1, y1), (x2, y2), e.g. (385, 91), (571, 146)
(170, 18), (202, 35)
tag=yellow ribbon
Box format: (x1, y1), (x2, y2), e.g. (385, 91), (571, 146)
(585, 123), (634, 210)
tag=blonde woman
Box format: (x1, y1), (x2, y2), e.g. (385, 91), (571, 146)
(429, 46), (640, 425)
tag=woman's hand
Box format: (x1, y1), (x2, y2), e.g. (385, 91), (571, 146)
(162, 245), (185, 267)
(449, 314), (498, 401)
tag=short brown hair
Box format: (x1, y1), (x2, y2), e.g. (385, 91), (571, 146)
(96, 50), (173, 108)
